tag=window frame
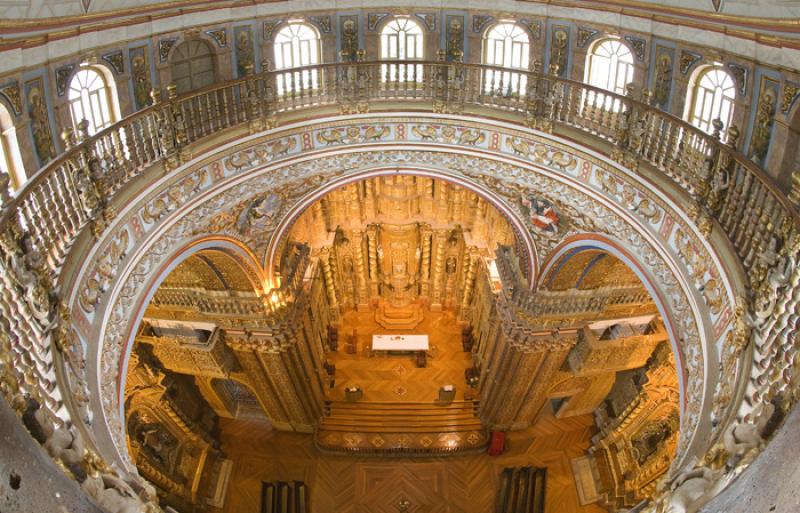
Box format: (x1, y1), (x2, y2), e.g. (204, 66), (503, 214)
(584, 38), (635, 96)
(67, 65), (118, 137)
(273, 22), (322, 95)
(685, 66), (736, 135)
(379, 16), (425, 83)
(170, 39), (217, 95)
(481, 22), (531, 96)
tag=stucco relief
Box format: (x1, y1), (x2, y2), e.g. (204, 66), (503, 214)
(65, 116), (738, 472)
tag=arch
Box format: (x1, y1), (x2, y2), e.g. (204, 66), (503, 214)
(684, 65), (736, 134)
(584, 38), (634, 96)
(83, 114), (731, 474)
(539, 234), (689, 414)
(67, 63), (121, 136)
(0, 101), (25, 189)
(170, 39), (217, 94)
(380, 16), (424, 83)
(264, 167), (539, 290)
(482, 22), (531, 95)
(100, 236), (262, 466)
(273, 21), (321, 95)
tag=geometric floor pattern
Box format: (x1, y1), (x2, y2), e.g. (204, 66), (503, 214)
(220, 411), (608, 513)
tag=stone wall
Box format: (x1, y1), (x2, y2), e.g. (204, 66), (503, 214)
(0, 397), (102, 513)
(701, 403), (800, 513)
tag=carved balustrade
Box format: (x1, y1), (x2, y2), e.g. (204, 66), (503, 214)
(0, 58), (799, 507)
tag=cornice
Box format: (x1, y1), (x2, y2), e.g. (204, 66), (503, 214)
(0, 1), (798, 58)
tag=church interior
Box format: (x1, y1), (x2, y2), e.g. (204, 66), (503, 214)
(1, 1), (800, 513)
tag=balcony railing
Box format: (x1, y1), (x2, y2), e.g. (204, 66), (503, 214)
(0, 58), (797, 442)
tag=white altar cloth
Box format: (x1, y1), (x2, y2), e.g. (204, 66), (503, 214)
(371, 334), (429, 351)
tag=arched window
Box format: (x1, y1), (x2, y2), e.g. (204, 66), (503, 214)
(586, 39), (634, 95)
(170, 40), (216, 94)
(380, 17), (424, 83)
(68, 66), (118, 136)
(274, 22), (321, 95)
(687, 67), (736, 134)
(0, 103), (25, 190)
(482, 23), (530, 96)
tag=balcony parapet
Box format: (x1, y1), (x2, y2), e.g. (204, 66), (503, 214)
(0, 60), (799, 513)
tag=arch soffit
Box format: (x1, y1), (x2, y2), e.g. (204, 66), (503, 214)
(73, 116), (736, 472)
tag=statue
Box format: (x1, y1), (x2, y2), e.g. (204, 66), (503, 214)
(722, 402), (775, 467)
(28, 86), (55, 164)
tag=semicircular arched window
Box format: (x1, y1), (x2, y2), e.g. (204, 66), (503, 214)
(687, 67), (736, 134)
(586, 39), (634, 95)
(380, 17), (424, 83)
(170, 40), (216, 94)
(274, 22), (321, 95)
(68, 66), (118, 136)
(482, 22), (530, 96)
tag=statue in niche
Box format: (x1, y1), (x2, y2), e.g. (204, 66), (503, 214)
(379, 241), (418, 307)
(28, 86), (55, 164)
(129, 411), (178, 469)
(446, 256), (457, 274)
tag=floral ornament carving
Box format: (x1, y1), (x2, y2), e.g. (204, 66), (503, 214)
(576, 27), (599, 48)
(367, 13), (390, 32)
(130, 47), (152, 110)
(158, 38), (177, 62)
(204, 29), (227, 48)
(262, 19), (284, 41)
(27, 81), (55, 165)
(0, 82), (22, 116)
(309, 16), (332, 34)
(446, 15), (465, 62)
(415, 13), (436, 31)
(79, 228), (130, 313)
(340, 16), (359, 60)
(519, 19), (542, 40)
(235, 27), (255, 77)
(101, 51), (125, 75)
(654, 49), (673, 107)
(550, 27), (569, 76)
(781, 83), (799, 113)
(624, 35), (646, 61)
(472, 15), (493, 33)
(56, 64), (76, 96)
(727, 63), (748, 96)
(679, 50), (702, 75)
(749, 88), (776, 164)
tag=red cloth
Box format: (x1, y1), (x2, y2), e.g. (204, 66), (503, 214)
(488, 431), (505, 456)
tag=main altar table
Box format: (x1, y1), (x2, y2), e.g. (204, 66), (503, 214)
(371, 334), (429, 352)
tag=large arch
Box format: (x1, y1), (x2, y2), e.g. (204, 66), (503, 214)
(540, 234), (691, 412)
(61, 113), (739, 478)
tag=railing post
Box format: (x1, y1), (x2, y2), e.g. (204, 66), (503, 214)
(260, 60), (278, 130)
(524, 60), (544, 130)
(152, 85), (184, 171)
(536, 63), (561, 134)
(244, 63), (263, 134)
(433, 49), (464, 114)
(611, 83), (640, 170)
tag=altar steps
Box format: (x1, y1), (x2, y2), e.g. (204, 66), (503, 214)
(315, 400), (488, 455)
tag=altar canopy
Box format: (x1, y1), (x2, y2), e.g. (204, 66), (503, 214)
(371, 334), (430, 351)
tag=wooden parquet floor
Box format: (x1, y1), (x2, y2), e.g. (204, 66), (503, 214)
(327, 308), (472, 402)
(220, 412), (608, 513)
